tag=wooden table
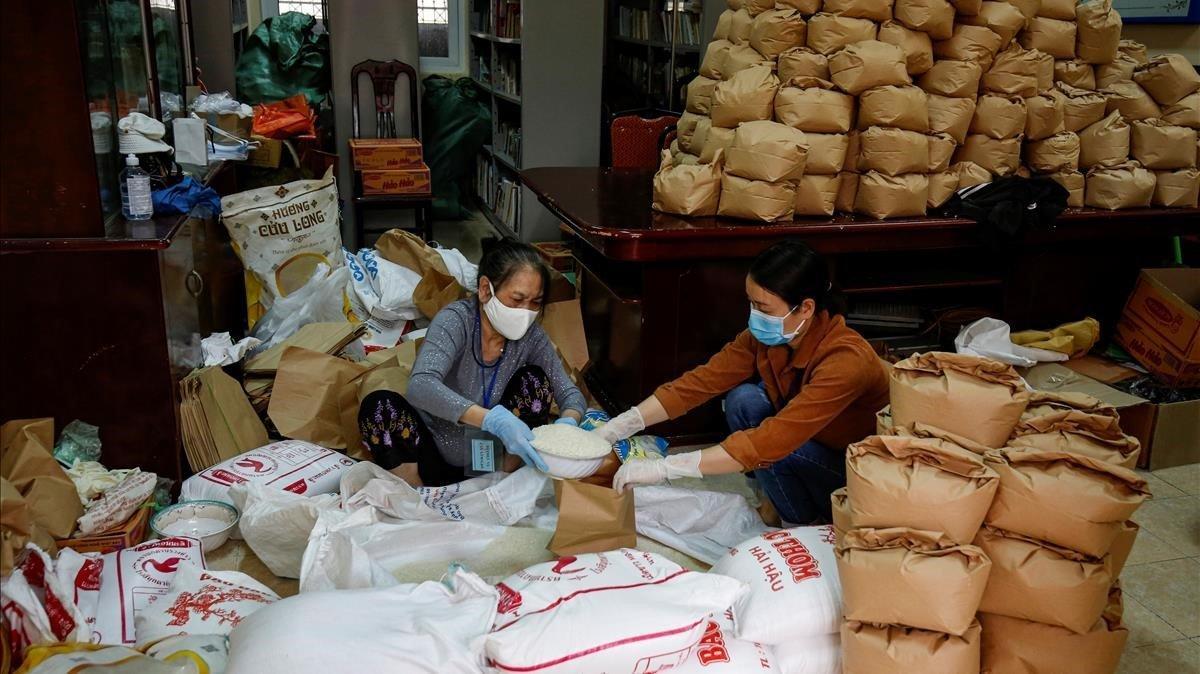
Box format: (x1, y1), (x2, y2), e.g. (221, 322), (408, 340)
(522, 166), (1200, 443)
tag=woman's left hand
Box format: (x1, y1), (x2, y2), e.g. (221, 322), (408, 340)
(613, 452), (703, 492)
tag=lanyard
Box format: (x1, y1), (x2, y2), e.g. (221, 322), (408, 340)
(474, 307), (504, 408)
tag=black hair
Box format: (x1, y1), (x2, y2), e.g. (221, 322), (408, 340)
(748, 240), (838, 313)
(478, 237), (551, 303)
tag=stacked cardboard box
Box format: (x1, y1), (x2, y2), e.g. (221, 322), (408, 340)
(654, 0), (1199, 220)
(349, 138), (432, 196)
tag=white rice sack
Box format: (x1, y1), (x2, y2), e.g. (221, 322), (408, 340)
(710, 525), (842, 644)
(181, 440), (354, 506)
(135, 563), (279, 646)
(530, 424), (614, 458)
(229, 483), (341, 579)
(670, 610), (781, 673)
(486, 549), (746, 673)
(774, 633), (842, 674)
(94, 537), (206, 645)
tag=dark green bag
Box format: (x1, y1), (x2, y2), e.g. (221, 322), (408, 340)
(422, 76), (492, 219)
(235, 12), (330, 106)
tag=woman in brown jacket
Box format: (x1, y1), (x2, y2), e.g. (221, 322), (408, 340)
(599, 240), (889, 524)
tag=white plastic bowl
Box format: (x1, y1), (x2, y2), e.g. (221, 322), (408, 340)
(540, 452), (606, 480)
(150, 500), (239, 552)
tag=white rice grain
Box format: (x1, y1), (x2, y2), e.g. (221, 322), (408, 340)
(530, 425), (613, 459)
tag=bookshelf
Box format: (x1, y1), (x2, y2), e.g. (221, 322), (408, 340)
(602, 0), (723, 115)
(469, 0), (605, 243)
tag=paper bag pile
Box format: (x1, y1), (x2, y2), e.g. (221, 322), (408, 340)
(1, 419), (83, 573)
(180, 367), (271, 471)
(654, 0), (1199, 221)
(835, 351), (1149, 673)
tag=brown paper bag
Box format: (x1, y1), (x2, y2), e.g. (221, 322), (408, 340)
(1054, 59), (1097, 90)
(858, 85), (930, 132)
(1154, 168), (1200, 207)
(1135, 53), (1200, 106)
(0, 419), (83, 539)
(845, 130), (862, 171)
(929, 94), (977, 143)
(793, 173), (842, 216)
(830, 486), (853, 534)
(1077, 110), (1129, 168)
(774, 77), (857, 133)
(700, 39), (734, 79)
(675, 111), (705, 152)
(1008, 0), (1039, 20)
(1103, 80), (1163, 121)
(718, 173), (797, 221)
(806, 13), (879, 55)
(1025, 131), (1081, 173)
(1022, 390), (1117, 421)
(979, 600), (1127, 674)
(982, 44), (1041, 97)
(1084, 161), (1156, 210)
(877, 21), (933, 76)
(700, 126), (737, 163)
(730, 8), (753, 43)
(823, 0), (895, 20)
(1075, 0), (1122, 65)
(714, 9), (734, 40)
(846, 435), (1000, 544)
(1, 477), (58, 575)
(954, 160), (994, 188)
(683, 116), (711, 155)
(801, 132), (851, 174)
(933, 25), (1003, 65)
(1009, 408), (1142, 468)
(652, 150), (723, 215)
(985, 448), (1149, 557)
(836, 171), (860, 211)
(269, 347), (367, 449)
(750, 8), (808, 57)
(1045, 170), (1082, 206)
(1131, 119), (1198, 169)
(859, 126), (930, 176)
(375, 229), (470, 319)
(778, 47), (830, 82)
(927, 133), (956, 171)
(685, 76), (719, 114)
(1034, 49), (1056, 93)
(829, 40), (911, 96)
(892, 420), (998, 456)
(855, 172), (928, 218)
(927, 170), (959, 207)
(1109, 521), (1138, 577)
(674, 147), (700, 167)
(1019, 18), (1076, 59)
(955, 135), (1022, 175)
(548, 480), (636, 556)
(1025, 93), (1066, 140)
(976, 526), (1111, 634)
(1118, 39), (1149, 64)
(843, 620), (981, 674)
(891, 352), (1030, 448)
(1162, 91), (1200, 128)
(779, 0), (823, 13)
(743, 0), (775, 15)
(1038, 0), (1077, 19)
(1056, 83), (1108, 132)
(837, 528), (992, 635)
(961, 2), (1026, 45)
(726, 120), (809, 182)
(971, 94), (1028, 139)
(194, 366), (271, 463)
(1096, 53), (1139, 90)
(712, 65), (779, 127)
(893, 0), (954, 39)
(724, 44), (772, 81)
(919, 59), (984, 98)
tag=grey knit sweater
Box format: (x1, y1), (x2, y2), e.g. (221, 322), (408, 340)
(406, 299), (587, 467)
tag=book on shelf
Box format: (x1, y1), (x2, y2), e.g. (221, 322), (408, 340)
(475, 154), (522, 233)
(494, 0), (521, 38)
(494, 52), (521, 96)
(496, 120), (522, 164)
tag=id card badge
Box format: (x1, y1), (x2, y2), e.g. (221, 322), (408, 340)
(464, 428), (505, 476)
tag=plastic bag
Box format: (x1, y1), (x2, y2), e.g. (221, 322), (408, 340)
(249, 264), (351, 351)
(422, 76), (493, 219)
(235, 12), (330, 106)
(230, 483), (341, 578)
(53, 420), (102, 466)
(634, 485), (771, 565)
(252, 94), (317, 139)
(151, 176), (222, 218)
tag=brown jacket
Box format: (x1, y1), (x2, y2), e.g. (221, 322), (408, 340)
(654, 310), (889, 469)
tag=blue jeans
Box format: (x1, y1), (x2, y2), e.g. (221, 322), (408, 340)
(725, 382), (846, 525)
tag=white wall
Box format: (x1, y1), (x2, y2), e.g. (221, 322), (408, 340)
(1120, 25), (1200, 63)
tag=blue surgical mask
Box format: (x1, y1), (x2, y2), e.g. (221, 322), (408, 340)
(749, 305), (803, 346)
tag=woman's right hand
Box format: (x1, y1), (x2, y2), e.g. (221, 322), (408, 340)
(594, 407), (646, 446)
(482, 406), (548, 472)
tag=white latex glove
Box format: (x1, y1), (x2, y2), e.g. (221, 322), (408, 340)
(595, 407), (646, 446)
(613, 452), (703, 492)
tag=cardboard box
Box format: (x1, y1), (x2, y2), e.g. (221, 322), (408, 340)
(213, 112), (253, 139)
(1115, 268), (1200, 388)
(350, 137), (424, 170)
(1025, 363), (1200, 471)
(360, 166), (431, 195)
(56, 506), (150, 555)
(247, 134), (284, 168)
(534, 241), (576, 273)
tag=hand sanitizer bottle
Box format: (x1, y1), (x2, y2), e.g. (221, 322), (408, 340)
(120, 153), (153, 221)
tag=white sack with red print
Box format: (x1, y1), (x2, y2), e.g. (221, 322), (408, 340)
(180, 440), (354, 506)
(710, 525), (842, 644)
(135, 563), (279, 646)
(670, 610), (782, 674)
(93, 537), (206, 645)
(1, 544), (89, 660)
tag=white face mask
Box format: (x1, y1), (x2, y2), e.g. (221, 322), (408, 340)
(482, 281), (539, 341)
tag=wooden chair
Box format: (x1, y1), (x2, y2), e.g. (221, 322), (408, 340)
(609, 110), (680, 169)
(350, 59), (433, 246)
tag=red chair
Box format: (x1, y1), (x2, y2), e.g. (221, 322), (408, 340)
(609, 111), (680, 169)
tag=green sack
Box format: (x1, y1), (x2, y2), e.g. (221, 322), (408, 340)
(422, 76), (492, 219)
(236, 12), (330, 106)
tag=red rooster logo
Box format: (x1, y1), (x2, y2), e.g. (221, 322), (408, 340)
(143, 556), (183, 575)
(235, 458), (269, 473)
(551, 556), (584, 575)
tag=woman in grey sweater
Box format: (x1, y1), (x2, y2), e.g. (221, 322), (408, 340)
(358, 239), (586, 486)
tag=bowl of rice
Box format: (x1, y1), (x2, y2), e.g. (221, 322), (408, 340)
(530, 424), (614, 479)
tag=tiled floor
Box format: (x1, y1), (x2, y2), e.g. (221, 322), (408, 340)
(1117, 463), (1200, 674)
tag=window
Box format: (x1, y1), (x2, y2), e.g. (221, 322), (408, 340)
(278, 0), (324, 19)
(419, 0), (464, 73)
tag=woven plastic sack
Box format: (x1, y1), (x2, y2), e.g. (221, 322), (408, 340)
(235, 12), (330, 105)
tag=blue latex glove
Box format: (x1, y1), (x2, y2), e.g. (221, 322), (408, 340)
(554, 416), (579, 427)
(482, 406), (548, 472)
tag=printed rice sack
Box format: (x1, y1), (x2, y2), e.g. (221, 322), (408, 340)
(180, 440), (354, 506)
(94, 537), (206, 645)
(135, 564), (279, 646)
(710, 526), (842, 644)
(774, 633), (842, 674)
(671, 610), (784, 674)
